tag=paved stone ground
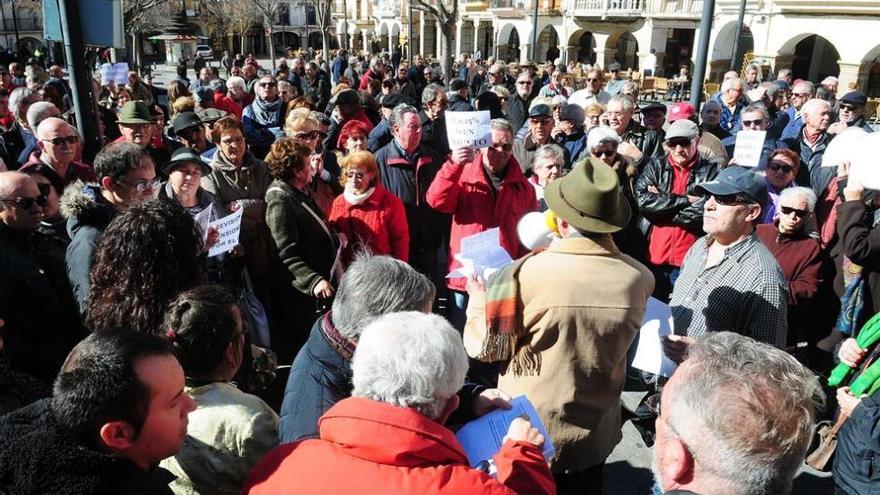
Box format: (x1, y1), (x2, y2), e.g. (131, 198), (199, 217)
(605, 391), (835, 495)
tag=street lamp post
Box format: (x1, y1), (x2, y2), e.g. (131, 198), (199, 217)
(408, 2), (414, 64)
(530, 0), (539, 62)
(729, 0), (747, 71)
(689, 0), (716, 109)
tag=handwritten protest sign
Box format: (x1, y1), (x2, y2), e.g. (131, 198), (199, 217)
(207, 208), (243, 257)
(732, 130), (766, 167)
(100, 62), (131, 86)
(447, 227), (513, 280)
(445, 110), (492, 150)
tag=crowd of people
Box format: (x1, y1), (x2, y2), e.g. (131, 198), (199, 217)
(0, 45), (877, 495)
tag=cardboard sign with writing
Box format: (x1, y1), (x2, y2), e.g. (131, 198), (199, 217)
(732, 130), (766, 167)
(207, 208), (243, 257)
(446, 110), (492, 150)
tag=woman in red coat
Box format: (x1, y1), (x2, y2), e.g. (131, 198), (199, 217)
(328, 150), (409, 266)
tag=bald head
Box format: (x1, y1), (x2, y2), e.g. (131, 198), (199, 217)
(36, 117), (79, 167)
(0, 171), (44, 231)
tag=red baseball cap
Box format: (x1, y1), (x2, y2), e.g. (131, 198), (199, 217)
(667, 102), (696, 122)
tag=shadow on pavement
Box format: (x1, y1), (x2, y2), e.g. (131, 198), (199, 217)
(604, 460), (654, 494)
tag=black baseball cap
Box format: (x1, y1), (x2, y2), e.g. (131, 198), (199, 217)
(380, 93), (414, 109)
(841, 91), (867, 106)
(171, 111), (203, 134)
(528, 104), (553, 119)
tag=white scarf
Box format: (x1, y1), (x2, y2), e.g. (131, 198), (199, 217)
(344, 186), (375, 206)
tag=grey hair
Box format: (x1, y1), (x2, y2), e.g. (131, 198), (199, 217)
(587, 125), (621, 150)
(26, 101), (60, 130)
(777, 68), (793, 79)
(421, 84), (445, 106)
(801, 98), (830, 119)
(721, 78), (744, 92)
(742, 103), (769, 121)
(9, 87), (37, 119)
(622, 81), (638, 94)
(390, 103), (419, 128)
(531, 143), (565, 169)
(780, 186), (817, 213)
(489, 118), (514, 135)
(608, 94), (635, 113)
(331, 254), (435, 339)
(226, 76), (246, 91)
(821, 76), (838, 86)
(666, 332), (824, 495)
(491, 85), (511, 98)
(351, 311), (468, 420)
(793, 80), (815, 95)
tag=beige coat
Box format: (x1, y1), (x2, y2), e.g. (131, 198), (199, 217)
(465, 235), (654, 473)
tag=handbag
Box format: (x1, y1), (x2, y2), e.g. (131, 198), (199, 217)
(805, 415), (848, 472)
(239, 268), (271, 349)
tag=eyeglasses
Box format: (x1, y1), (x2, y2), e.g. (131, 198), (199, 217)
(840, 104), (860, 112)
(592, 149), (616, 158)
(118, 178), (160, 193)
(792, 92), (811, 98)
(1, 195), (48, 209)
(586, 78), (601, 82)
(294, 130), (327, 140)
(517, 80), (532, 85)
(712, 193), (754, 206)
(41, 135), (79, 146)
(666, 138), (692, 148)
(259, 81), (277, 88)
(780, 205), (808, 218)
(741, 119), (764, 127)
(529, 117), (553, 125)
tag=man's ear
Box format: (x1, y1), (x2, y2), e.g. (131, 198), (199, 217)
(99, 420), (137, 452)
(436, 394), (461, 425)
(745, 204), (762, 223)
(666, 434), (696, 486)
(36, 139), (47, 153)
(100, 175), (115, 192)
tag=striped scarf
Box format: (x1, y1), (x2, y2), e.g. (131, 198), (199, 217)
(476, 250), (543, 376)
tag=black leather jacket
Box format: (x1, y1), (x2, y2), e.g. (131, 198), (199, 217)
(635, 156), (719, 234)
(621, 120), (664, 172)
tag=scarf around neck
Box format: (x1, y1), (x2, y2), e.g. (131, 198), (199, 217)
(252, 97), (282, 126)
(344, 186), (375, 205)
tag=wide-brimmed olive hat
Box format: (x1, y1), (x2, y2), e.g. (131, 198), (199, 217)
(544, 156), (631, 234)
(117, 101), (152, 124)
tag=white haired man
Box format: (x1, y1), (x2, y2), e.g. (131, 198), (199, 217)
(245, 312), (555, 494)
(711, 78), (745, 134)
(654, 332), (824, 495)
(756, 186), (823, 350)
(781, 80), (814, 140)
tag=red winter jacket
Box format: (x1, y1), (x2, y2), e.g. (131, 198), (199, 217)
(243, 397), (556, 495)
(427, 155), (538, 291)
(213, 93), (243, 119)
(328, 184), (410, 266)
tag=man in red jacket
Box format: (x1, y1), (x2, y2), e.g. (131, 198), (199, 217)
(244, 311), (555, 495)
(427, 118), (538, 329)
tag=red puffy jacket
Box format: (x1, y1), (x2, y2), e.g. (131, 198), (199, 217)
(243, 397), (556, 495)
(427, 154), (538, 291)
(328, 184), (409, 265)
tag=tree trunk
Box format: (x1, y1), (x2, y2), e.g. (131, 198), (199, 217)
(321, 28), (329, 63)
(443, 24), (454, 81)
(268, 25), (276, 69)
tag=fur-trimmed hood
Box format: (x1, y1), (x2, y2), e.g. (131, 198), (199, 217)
(59, 180), (116, 236)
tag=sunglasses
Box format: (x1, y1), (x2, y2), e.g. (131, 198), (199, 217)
(592, 149), (616, 158)
(741, 119), (764, 127)
(41, 135), (79, 146)
(712, 193), (754, 206)
(294, 130), (327, 140)
(780, 205), (808, 218)
(1, 194), (48, 209)
(768, 163), (794, 174)
(840, 104), (860, 111)
(259, 82), (277, 88)
(586, 78), (600, 82)
(666, 138), (692, 148)
(517, 80), (532, 85)
(529, 117), (553, 124)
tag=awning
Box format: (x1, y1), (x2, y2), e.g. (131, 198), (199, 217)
(148, 34), (206, 41)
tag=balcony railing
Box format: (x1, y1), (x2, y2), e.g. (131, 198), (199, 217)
(568, 0), (644, 16)
(644, 0), (703, 15)
(0, 17), (42, 32)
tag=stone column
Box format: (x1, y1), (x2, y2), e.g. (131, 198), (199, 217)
(362, 30), (369, 52)
(455, 20), (463, 59)
(594, 48), (617, 69)
(436, 19), (443, 61)
(473, 19), (481, 56)
(419, 12), (426, 56)
(838, 61), (870, 93)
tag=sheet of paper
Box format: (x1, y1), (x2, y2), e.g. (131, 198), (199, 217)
(821, 126), (867, 167)
(207, 208), (243, 257)
(193, 206), (213, 239)
(732, 130), (766, 167)
(447, 228), (513, 280)
(455, 395), (555, 467)
(631, 297), (678, 378)
(851, 132), (880, 190)
(445, 110), (492, 150)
